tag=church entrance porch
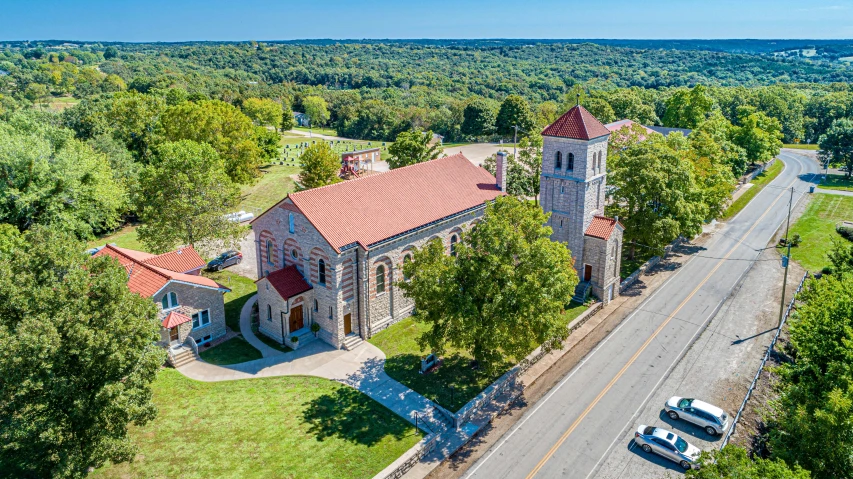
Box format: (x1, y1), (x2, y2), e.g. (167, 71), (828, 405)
(289, 305), (304, 333)
(344, 313), (353, 335)
(583, 264), (593, 282)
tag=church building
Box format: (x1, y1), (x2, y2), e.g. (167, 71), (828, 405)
(250, 104), (624, 351)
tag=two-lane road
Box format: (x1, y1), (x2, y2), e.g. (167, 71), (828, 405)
(464, 151), (819, 479)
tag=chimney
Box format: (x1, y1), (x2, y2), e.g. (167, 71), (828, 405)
(496, 151), (508, 192)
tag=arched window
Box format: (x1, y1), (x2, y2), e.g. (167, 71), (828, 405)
(318, 259), (326, 285)
(288, 213), (295, 234)
(267, 304), (272, 321)
(403, 254), (412, 281)
(567, 153), (575, 171)
(555, 151), (562, 169)
(450, 235), (458, 256)
(266, 240), (273, 265)
(376, 265), (386, 294)
(161, 291), (178, 310)
(290, 248), (298, 260)
(314, 299), (319, 312)
(598, 153), (603, 173)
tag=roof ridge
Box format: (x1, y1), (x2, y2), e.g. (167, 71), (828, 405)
(101, 244), (172, 282)
(290, 153), (465, 199)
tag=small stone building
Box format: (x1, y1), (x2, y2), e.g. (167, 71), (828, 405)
(94, 244), (230, 348)
(250, 153), (506, 350)
(541, 105), (625, 303)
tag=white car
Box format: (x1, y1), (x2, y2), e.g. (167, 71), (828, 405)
(664, 396), (729, 435)
(634, 425), (701, 470)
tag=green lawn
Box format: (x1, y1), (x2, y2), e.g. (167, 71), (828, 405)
(91, 370), (421, 479)
(294, 126), (338, 136)
(199, 336), (263, 365)
(202, 270), (257, 333)
(720, 160), (785, 221)
(789, 194), (853, 272)
(369, 302), (588, 411)
(818, 174), (853, 192)
(620, 247), (657, 279)
(783, 143), (819, 150)
(238, 164), (301, 214)
(87, 225), (145, 250)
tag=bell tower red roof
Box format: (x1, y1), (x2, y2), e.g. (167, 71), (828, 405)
(542, 105), (611, 140)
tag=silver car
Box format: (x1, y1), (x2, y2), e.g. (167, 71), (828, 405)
(634, 425), (701, 470)
(664, 396), (729, 435)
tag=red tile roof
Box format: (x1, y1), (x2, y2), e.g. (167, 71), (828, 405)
(94, 245), (226, 298)
(604, 119), (658, 142)
(542, 105), (611, 140)
(142, 247), (206, 273)
(260, 265), (312, 299)
(162, 311), (192, 329)
(275, 153), (503, 252)
(585, 216), (623, 240)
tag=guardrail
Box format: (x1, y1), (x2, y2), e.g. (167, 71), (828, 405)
(720, 271), (809, 450)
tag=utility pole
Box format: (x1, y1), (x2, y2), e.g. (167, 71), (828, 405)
(513, 124), (518, 161)
(777, 186), (795, 327)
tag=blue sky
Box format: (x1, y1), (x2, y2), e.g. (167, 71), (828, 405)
(1, 0), (852, 41)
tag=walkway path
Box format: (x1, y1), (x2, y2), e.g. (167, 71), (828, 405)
(816, 187), (853, 197)
(238, 294), (283, 358)
(180, 314), (451, 433)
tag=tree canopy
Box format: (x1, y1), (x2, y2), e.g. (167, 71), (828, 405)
(241, 97), (283, 129)
(0, 226), (165, 478)
(297, 142), (342, 189)
(387, 128), (443, 169)
(495, 94), (535, 138)
(398, 196), (578, 371)
(819, 117), (853, 178)
(136, 140), (244, 253)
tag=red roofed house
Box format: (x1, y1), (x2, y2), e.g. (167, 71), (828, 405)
(541, 104), (625, 303)
(251, 152), (507, 350)
(94, 244), (230, 361)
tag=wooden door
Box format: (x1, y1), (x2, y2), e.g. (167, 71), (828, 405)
(169, 327), (179, 343)
(584, 264), (593, 282)
(344, 313), (352, 335)
(289, 305), (304, 333)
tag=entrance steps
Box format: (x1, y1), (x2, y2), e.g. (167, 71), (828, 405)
(572, 281), (591, 304)
(169, 346), (197, 368)
(342, 333), (364, 351)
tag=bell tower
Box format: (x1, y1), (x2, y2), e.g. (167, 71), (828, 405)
(540, 104), (612, 280)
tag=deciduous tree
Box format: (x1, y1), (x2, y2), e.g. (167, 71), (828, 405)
(399, 196), (578, 371)
(733, 108), (784, 166)
(242, 97), (283, 129)
(495, 94), (535, 138)
(302, 95), (330, 127)
(688, 446), (810, 479)
(461, 97), (497, 137)
(819, 118), (853, 178)
(297, 142), (342, 189)
(136, 140), (244, 253)
(387, 128), (443, 169)
(0, 226), (165, 478)
(663, 85), (714, 129)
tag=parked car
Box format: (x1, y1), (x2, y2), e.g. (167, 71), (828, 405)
(664, 396), (729, 435)
(207, 250), (242, 271)
(634, 425), (701, 470)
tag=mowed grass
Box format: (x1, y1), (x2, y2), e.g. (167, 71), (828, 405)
(818, 174), (853, 192)
(720, 160), (784, 221)
(91, 370), (421, 479)
(202, 270), (257, 332)
(87, 225), (144, 250)
(238, 164), (300, 214)
(293, 126), (338, 136)
(789, 194), (853, 272)
(199, 336), (262, 365)
(783, 143), (819, 150)
(369, 302), (588, 411)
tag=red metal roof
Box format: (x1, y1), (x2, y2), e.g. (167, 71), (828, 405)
(283, 153), (503, 252)
(260, 265), (312, 299)
(542, 105), (611, 140)
(605, 119), (657, 142)
(94, 245), (226, 298)
(585, 216), (623, 240)
(162, 311), (192, 328)
(142, 247), (206, 273)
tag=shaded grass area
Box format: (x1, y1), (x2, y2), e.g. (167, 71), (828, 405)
(783, 143), (819, 150)
(369, 302), (587, 411)
(818, 173), (853, 192)
(252, 322), (294, 353)
(87, 225), (144, 250)
(720, 160), (784, 221)
(91, 370), (421, 479)
(620, 247), (657, 279)
(789, 194), (853, 272)
(199, 336), (263, 365)
(202, 270), (257, 332)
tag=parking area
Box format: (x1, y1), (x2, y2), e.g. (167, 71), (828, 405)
(593, 244), (804, 478)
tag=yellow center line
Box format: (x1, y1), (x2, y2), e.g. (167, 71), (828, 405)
(524, 178), (797, 479)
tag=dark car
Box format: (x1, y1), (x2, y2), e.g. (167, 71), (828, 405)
(207, 250), (242, 271)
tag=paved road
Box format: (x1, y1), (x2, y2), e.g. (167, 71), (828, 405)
(463, 151), (819, 479)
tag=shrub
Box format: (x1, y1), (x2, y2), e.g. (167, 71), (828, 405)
(837, 225), (853, 242)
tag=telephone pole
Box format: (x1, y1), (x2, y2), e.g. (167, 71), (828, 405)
(513, 124), (518, 161)
(777, 186), (795, 327)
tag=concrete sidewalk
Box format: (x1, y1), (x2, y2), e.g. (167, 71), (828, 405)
(237, 294), (284, 358)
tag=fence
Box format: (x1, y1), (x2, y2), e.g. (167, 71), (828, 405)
(379, 432), (440, 479)
(720, 271), (809, 450)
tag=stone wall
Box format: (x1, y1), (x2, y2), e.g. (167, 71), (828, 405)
(157, 281), (227, 345)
